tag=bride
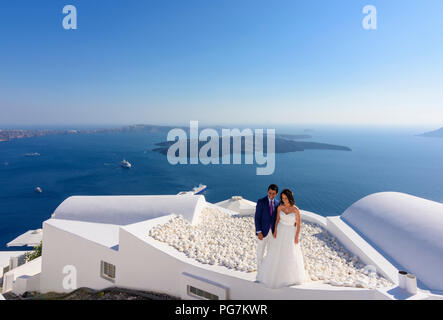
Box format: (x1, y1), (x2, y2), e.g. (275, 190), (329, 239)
(256, 188), (307, 288)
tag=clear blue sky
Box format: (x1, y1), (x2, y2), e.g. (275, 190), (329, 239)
(0, 0), (442, 127)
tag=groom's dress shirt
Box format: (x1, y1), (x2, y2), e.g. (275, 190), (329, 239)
(269, 197), (274, 216)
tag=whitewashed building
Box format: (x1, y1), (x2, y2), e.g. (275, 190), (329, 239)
(3, 192), (443, 300)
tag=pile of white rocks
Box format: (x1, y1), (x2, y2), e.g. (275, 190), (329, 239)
(300, 221), (393, 288)
(149, 206), (393, 289)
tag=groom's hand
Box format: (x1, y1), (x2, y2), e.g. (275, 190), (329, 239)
(257, 232), (263, 240)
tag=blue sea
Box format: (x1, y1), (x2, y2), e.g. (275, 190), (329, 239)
(1, 125), (442, 250)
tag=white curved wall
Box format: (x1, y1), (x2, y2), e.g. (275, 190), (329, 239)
(52, 195), (206, 225)
(341, 192), (443, 291)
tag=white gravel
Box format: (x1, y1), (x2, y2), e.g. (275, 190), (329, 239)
(149, 206), (394, 289)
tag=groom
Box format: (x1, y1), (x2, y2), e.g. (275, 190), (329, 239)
(254, 184), (279, 270)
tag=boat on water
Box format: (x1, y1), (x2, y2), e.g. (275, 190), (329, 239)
(177, 184), (207, 195)
(193, 184), (207, 194)
(120, 159), (132, 168)
(35, 187), (42, 193)
(25, 152), (40, 157)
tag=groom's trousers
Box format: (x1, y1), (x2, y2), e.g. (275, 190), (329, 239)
(256, 233), (272, 269)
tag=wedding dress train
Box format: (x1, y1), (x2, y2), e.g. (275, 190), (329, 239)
(256, 209), (307, 288)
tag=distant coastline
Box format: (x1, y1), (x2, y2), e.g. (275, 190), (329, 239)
(0, 125), (314, 143)
(418, 127), (443, 138)
(0, 125), (175, 142)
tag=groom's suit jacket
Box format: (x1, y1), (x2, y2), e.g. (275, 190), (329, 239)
(255, 196), (279, 238)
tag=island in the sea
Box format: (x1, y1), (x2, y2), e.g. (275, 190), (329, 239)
(418, 127), (443, 138)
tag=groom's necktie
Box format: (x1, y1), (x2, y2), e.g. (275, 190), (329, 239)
(270, 199), (273, 216)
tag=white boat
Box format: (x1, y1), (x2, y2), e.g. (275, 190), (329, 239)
(25, 152), (40, 157)
(192, 184), (207, 194)
(177, 184), (207, 195)
(35, 187), (42, 193)
(120, 159), (132, 168)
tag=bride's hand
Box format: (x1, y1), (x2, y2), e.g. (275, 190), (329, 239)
(294, 237), (299, 244)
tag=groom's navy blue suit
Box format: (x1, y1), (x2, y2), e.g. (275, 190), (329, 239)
(255, 196), (279, 237)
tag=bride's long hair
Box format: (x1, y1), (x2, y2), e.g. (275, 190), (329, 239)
(280, 189), (296, 206)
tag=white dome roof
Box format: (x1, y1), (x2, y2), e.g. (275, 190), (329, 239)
(215, 196), (257, 216)
(52, 195), (206, 225)
(341, 192), (443, 291)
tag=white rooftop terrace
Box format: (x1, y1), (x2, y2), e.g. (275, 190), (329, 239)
(0, 251), (28, 269)
(40, 191), (443, 299)
(121, 210), (399, 299)
(44, 219), (120, 250)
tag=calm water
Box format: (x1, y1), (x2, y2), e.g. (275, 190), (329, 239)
(1, 126), (442, 250)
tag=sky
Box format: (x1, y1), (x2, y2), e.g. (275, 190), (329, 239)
(0, 0), (442, 127)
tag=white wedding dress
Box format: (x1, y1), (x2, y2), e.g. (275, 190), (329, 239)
(256, 208), (307, 288)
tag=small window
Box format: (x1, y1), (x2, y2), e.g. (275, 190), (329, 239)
(187, 285), (219, 300)
(100, 261), (116, 282)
